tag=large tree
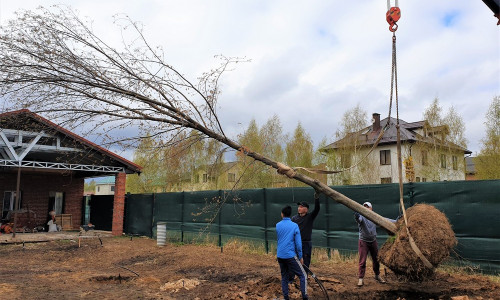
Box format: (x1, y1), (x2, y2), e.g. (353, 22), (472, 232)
(285, 122), (313, 187)
(475, 96), (500, 179)
(423, 98), (467, 147)
(0, 6), (396, 233)
(126, 134), (164, 193)
(420, 98), (468, 181)
(330, 104), (371, 185)
(236, 116), (285, 188)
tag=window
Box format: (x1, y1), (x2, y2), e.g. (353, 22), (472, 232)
(380, 150), (391, 165)
(194, 174), (200, 183)
(440, 154), (447, 168)
(452, 156), (458, 170)
(110, 185), (115, 192)
(203, 173), (208, 183)
(341, 154), (351, 168)
(2, 191), (22, 219)
(97, 186), (100, 192)
(228, 173), (236, 182)
(381, 177), (392, 184)
(421, 150), (428, 166)
(416, 177), (421, 182)
(422, 178), (427, 182)
(49, 192), (64, 214)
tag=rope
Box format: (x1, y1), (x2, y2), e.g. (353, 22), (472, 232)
(391, 31), (433, 270)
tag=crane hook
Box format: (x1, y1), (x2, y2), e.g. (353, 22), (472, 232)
(386, 0), (401, 32)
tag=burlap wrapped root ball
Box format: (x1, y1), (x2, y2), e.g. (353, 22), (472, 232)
(379, 204), (457, 280)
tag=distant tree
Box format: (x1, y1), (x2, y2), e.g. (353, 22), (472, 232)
(420, 98), (468, 181)
(285, 122), (313, 187)
(84, 179), (96, 194)
(423, 98), (443, 127)
(260, 114), (286, 163)
(126, 134), (164, 193)
(332, 104), (369, 185)
(443, 106), (467, 148)
(312, 137), (330, 166)
(237, 116), (285, 188)
(286, 122), (313, 168)
(476, 96), (500, 179)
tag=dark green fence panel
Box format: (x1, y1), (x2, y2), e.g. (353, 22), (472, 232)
(220, 189), (265, 240)
(182, 190), (220, 235)
(124, 193), (154, 237)
(412, 180), (500, 272)
(154, 192), (184, 231)
(123, 180), (500, 274)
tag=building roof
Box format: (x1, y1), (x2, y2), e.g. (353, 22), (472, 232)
(0, 109), (142, 174)
(323, 115), (472, 154)
(93, 176), (116, 185)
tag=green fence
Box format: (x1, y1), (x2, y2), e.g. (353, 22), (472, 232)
(124, 180), (500, 274)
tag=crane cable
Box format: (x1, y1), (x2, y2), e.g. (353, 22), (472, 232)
(388, 1), (434, 269)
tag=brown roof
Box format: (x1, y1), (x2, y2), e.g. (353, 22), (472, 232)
(323, 116), (471, 154)
(0, 109), (142, 173)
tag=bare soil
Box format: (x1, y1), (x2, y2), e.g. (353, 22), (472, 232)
(0, 236), (498, 299)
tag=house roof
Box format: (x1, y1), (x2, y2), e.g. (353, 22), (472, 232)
(0, 109), (142, 174)
(93, 176), (116, 185)
(323, 116), (472, 154)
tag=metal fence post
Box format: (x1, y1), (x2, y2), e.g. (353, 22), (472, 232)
(151, 193), (156, 238)
(263, 188), (269, 254)
(325, 193), (331, 259)
(218, 190), (222, 249)
(181, 191), (185, 243)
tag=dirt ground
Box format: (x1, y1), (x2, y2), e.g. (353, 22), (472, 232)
(0, 236), (498, 300)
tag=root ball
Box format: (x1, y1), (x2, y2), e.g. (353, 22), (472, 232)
(379, 204), (457, 280)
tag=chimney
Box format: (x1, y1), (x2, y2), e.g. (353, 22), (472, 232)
(372, 113), (381, 132)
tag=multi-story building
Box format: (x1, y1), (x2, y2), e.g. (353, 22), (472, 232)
(322, 113), (472, 185)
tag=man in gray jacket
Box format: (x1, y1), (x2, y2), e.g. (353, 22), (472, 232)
(354, 201), (387, 287)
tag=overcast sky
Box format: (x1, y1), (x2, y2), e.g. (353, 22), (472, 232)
(1, 0), (498, 157)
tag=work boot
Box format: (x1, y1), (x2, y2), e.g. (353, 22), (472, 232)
(357, 278), (363, 287)
(375, 274), (386, 283)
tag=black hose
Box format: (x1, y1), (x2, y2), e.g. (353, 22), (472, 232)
(117, 265), (139, 277)
(302, 264), (330, 300)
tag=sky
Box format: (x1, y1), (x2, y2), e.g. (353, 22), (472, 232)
(0, 0), (498, 158)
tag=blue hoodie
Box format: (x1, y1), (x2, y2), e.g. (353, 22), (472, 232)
(276, 217), (303, 259)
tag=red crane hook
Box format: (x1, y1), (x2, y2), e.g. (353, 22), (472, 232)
(386, 0), (401, 32)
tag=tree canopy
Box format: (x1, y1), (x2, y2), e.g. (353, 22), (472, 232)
(475, 96), (500, 179)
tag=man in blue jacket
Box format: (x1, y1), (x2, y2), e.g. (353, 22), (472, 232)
(276, 205), (308, 300)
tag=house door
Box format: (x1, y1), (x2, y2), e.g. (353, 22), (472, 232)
(89, 195), (114, 231)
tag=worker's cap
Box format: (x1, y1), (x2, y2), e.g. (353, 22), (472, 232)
(297, 201), (309, 208)
(363, 202), (372, 208)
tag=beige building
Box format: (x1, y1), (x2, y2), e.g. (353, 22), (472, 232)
(322, 113), (472, 185)
(94, 177), (115, 195)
